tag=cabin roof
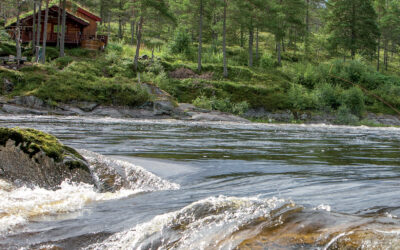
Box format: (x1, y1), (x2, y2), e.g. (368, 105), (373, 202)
(5, 1), (100, 27)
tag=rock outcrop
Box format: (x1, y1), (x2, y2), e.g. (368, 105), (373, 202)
(0, 127), (94, 189)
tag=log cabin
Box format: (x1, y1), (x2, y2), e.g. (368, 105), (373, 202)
(6, 4), (107, 50)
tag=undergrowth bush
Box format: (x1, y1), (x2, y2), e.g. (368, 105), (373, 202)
(170, 28), (191, 55)
(335, 105), (359, 125)
(193, 96), (249, 115)
(313, 82), (341, 111)
(288, 83), (314, 110)
(53, 56), (73, 69)
(340, 87), (365, 117)
(259, 54), (277, 69)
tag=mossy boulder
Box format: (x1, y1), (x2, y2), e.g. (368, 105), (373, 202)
(0, 127), (94, 189)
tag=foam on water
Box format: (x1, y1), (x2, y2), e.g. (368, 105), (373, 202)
(80, 150), (180, 191)
(86, 196), (295, 250)
(0, 180), (140, 234)
(0, 151), (180, 235)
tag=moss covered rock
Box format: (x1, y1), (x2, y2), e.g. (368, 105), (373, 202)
(0, 127), (94, 189)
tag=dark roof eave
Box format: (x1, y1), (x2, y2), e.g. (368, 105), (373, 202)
(6, 5), (90, 28)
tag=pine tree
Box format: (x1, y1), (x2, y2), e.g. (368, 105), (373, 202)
(327, 0), (379, 59)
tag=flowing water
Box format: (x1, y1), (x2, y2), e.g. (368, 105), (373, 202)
(1, 115), (400, 249)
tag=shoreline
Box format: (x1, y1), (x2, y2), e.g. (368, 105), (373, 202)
(1, 95), (400, 127)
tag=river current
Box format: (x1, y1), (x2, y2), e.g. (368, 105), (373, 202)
(1, 115), (400, 249)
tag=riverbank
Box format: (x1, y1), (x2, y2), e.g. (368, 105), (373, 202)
(1, 43), (400, 127)
(1, 94), (400, 126)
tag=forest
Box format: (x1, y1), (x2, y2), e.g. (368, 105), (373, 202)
(1, 0), (400, 125)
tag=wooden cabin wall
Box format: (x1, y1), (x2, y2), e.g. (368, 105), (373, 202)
(75, 11), (97, 36)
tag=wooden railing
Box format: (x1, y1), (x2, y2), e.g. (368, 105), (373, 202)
(11, 30), (108, 46)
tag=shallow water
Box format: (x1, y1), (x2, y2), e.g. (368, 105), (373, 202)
(1, 115), (400, 249)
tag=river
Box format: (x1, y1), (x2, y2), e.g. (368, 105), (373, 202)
(1, 115), (400, 249)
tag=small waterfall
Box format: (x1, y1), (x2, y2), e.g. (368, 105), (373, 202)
(86, 196), (296, 250)
(86, 195), (400, 250)
(0, 151), (180, 235)
(79, 150), (180, 193)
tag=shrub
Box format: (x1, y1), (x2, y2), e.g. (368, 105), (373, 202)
(340, 87), (365, 117)
(193, 96), (249, 115)
(53, 56), (73, 69)
(106, 42), (124, 54)
(170, 28), (192, 55)
(335, 105), (359, 125)
(45, 47), (59, 60)
(193, 96), (213, 110)
(147, 60), (165, 75)
(0, 42), (15, 56)
(313, 82), (341, 111)
(288, 83), (314, 110)
(259, 54), (276, 69)
(67, 48), (96, 58)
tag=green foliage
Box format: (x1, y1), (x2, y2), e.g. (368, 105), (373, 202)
(340, 87), (365, 117)
(313, 82), (341, 111)
(335, 105), (360, 125)
(259, 54), (277, 69)
(43, 47), (59, 61)
(53, 56), (74, 69)
(0, 127), (80, 162)
(0, 42), (16, 57)
(67, 48), (97, 58)
(288, 83), (314, 110)
(327, 0), (379, 57)
(193, 96), (249, 115)
(170, 27), (192, 55)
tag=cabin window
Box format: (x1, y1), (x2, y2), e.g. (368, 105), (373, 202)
(53, 25), (67, 33)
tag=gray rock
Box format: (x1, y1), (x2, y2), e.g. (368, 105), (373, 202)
(178, 103), (211, 113)
(3, 78), (14, 93)
(366, 113), (400, 126)
(10, 96), (45, 109)
(2, 104), (48, 115)
(190, 111), (249, 122)
(0, 96), (7, 104)
(0, 139), (94, 190)
(154, 100), (175, 115)
(90, 106), (123, 117)
(76, 102), (99, 112)
(244, 108), (294, 122)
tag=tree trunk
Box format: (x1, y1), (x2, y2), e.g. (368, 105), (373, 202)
(305, 0), (310, 57)
(248, 27), (253, 67)
(60, 0), (66, 57)
(32, 1), (37, 53)
(277, 39), (282, 66)
(130, 18), (135, 45)
(222, 0), (228, 78)
(377, 37), (380, 71)
(100, 0), (104, 25)
(282, 38), (285, 52)
(350, 1), (356, 59)
(384, 40), (388, 71)
(35, 0), (43, 62)
(57, 0), (61, 48)
(41, 0), (49, 64)
(118, 0), (123, 39)
(107, 12), (111, 38)
(16, 0), (21, 65)
(198, 0), (203, 72)
(240, 25), (244, 48)
(256, 27), (259, 61)
(134, 16), (144, 71)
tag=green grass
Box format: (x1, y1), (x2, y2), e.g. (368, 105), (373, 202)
(1, 28), (400, 124)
